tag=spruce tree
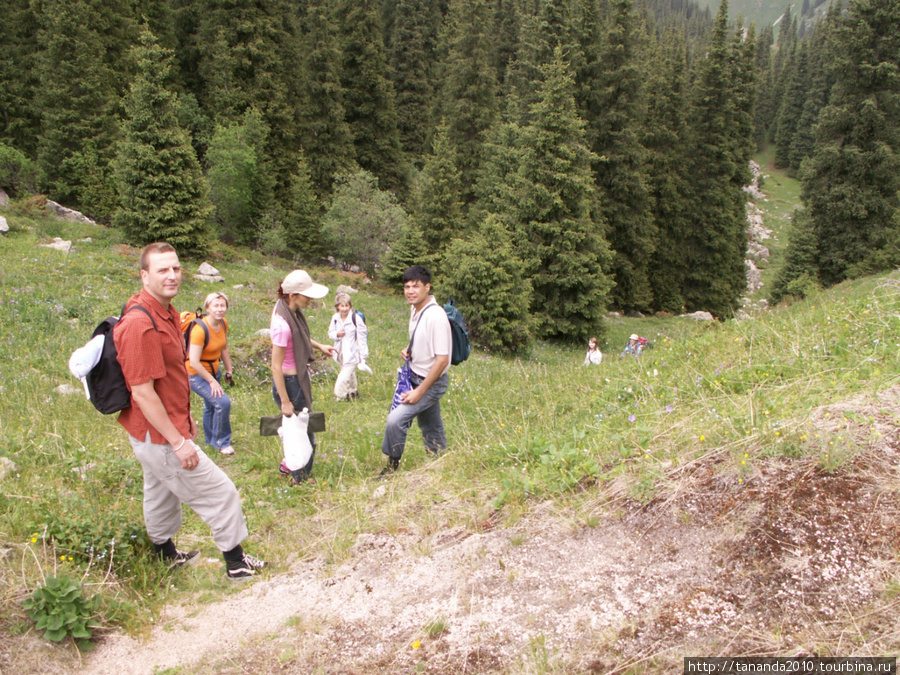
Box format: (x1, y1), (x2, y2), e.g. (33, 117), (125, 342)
(579, 0), (656, 312)
(389, 0), (436, 160)
(516, 49), (613, 342)
(335, 0), (407, 194)
(0, 0), (41, 157)
(769, 208), (821, 303)
(789, 14), (836, 168)
(801, 0), (900, 286)
(680, 0), (751, 318)
(113, 29), (212, 254)
(444, 214), (534, 353)
(412, 123), (465, 276)
(433, 0), (499, 204)
(195, 0), (304, 198)
(381, 221), (432, 287)
(34, 0), (135, 217)
(752, 25), (775, 149)
(283, 151), (324, 262)
(298, 0), (356, 196)
(644, 31), (692, 314)
(773, 43), (808, 172)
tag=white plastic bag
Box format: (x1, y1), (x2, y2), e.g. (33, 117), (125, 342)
(281, 408), (313, 471)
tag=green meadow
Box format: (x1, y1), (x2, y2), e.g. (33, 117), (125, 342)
(2, 197), (900, 653)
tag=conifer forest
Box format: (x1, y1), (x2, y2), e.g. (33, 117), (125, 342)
(1, 0), (898, 350)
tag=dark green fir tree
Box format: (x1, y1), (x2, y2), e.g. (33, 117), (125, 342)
(680, 0), (752, 318)
(769, 208), (821, 303)
(298, 0), (357, 196)
(283, 150), (324, 262)
(113, 29), (212, 254)
(34, 0), (135, 217)
(0, 0), (41, 157)
(644, 31), (692, 314)
(800, 0), (900, 285)
(516, 49), (613, 342)
(444, 214), (534, 353)
(411, 122), (465, 276)
(389, 0), (437, 160)
(335, 0), (407, 194)
(579, 0), (656, 312)
(433, 0), (499, 204)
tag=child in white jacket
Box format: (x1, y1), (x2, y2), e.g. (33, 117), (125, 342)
(582, 337), (603, 366)
(328, 293), (370, 400)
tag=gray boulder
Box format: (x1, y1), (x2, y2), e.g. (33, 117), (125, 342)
(681, 310), (715, 321)
(194, 261), (224, 282)
(45, 200), (95, 224)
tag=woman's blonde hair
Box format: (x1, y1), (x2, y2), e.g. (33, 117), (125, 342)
(334, 292), (352, 309)
(203, 291), (229, 310)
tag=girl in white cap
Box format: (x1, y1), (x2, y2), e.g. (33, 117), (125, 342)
(270, 270), (336, 485)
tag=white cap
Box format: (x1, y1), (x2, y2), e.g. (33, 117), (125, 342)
(630, 334), (639, 340)
(282, 270), (328, 299)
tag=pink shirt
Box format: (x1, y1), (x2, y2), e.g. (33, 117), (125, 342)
(270, 312), (296, 371)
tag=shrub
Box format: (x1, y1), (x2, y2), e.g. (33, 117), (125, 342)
(322, 170), (407, 274)
(0, 143), (39, 197)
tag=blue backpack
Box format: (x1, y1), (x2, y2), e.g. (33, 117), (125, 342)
(443, 299), (470, 366)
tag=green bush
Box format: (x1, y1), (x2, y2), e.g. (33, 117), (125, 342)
(322, 170), (407, 274)
(0, 143), (39, 197)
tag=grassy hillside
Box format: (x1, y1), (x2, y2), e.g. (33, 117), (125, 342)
(2, 203), (900, 668)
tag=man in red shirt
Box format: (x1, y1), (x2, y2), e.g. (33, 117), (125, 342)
(114, 242), (265, 580)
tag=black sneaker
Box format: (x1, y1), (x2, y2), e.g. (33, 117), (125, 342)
(167, 549), (200, 569)
(226, 553), (267, 580)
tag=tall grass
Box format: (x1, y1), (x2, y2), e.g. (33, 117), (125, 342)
(2, 205), (899, 645)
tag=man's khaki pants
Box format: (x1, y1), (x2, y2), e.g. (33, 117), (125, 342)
(129, 433), (248, 553)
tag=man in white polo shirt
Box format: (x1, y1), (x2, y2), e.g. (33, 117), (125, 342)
(379, 265), (452, 477)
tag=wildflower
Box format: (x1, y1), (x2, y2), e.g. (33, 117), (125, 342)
(412, 641), (421, 650)
(628, 415), (636, 423)
(665, 405), (673, 413)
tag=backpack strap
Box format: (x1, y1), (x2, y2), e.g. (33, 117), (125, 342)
(122, 304), (158, 332)
(407, 303), (435, 355)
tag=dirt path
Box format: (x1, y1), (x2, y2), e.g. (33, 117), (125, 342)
(81, 510), (721, 674)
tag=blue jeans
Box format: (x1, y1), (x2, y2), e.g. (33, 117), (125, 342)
(272, 374), (316, 480)
(189, 371), (232, 450)
(382, 372), (448, 459)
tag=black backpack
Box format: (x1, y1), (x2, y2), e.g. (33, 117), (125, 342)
(85, 305), (157, 414)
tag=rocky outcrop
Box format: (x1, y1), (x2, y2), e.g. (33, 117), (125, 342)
(45, 200), (95, 224)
